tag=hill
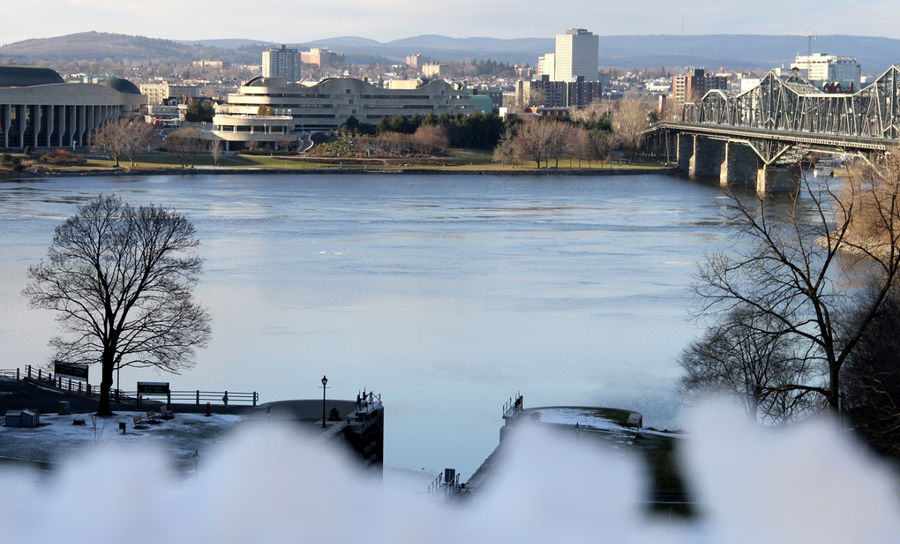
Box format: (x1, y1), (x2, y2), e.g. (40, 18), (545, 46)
(2, 32), (899, 73)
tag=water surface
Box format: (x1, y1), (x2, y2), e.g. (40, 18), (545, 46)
(0, 172), (733, 477)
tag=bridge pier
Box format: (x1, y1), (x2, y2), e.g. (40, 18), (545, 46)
(756, 165), (801, 196)
(676, 133), (693, 172)
(720, 142), (759, 188)
(688, 136), (724, 179)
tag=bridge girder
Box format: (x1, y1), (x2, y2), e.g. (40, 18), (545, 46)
(678, 65), (900, 144)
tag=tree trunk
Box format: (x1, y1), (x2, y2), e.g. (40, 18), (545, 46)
(97, 347), (116, 416)
(829, 364), (841, 412)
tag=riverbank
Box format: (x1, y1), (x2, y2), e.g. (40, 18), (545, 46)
(0, 148), (673, 179)
(1, 165), (678, 179)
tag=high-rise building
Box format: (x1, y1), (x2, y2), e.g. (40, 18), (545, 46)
(790, 53), (860, 90)
(405, 54), (429, 69)
(537, 53), (556, 81)
(262, 45), (301, 81)
(671, 68), (727, 104)
(554, 28), (599, 82)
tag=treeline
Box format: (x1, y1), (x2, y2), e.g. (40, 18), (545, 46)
(343, 112), (506, 150)
(444, 59), (516, 78)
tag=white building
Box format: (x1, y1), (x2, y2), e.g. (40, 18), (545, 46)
(262, 45), (302, 82)
(790, 53), (861, 89)
(554, 28), (599, 82)
(537, 53), (556, 81)
(139, 83), (203, 105)
(215, 76), (473, 135)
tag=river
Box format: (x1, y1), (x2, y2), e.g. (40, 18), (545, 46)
(0, 172), (734, 478)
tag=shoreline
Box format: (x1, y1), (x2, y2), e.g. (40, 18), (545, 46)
(1, 166), (677, 179)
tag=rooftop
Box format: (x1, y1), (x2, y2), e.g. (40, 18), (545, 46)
(0, 65), (64, 87)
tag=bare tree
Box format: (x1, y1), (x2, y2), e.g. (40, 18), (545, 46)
(122, 120), (154, 167)
(411, 125), (449, 155)
(492, 130), (517, 166)
(543, 120), (571, 168)
(510, 117), (547, 168)
(166, 127), (206, 168)
(567, 126), (596, 168)
(92, 120), (129, 167)
(694, 153), (900, 412)
(611, 93), (651, 160)
(23, 195), (211, 416)
(210, 140), (224, 166)
(843, 290), (900, 456)
(679, 306), (813, 422)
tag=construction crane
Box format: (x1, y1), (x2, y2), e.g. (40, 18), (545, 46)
(787, 31), (818, 56)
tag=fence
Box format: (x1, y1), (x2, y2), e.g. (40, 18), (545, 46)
(0, 365), (258, 407)
(125, 390), (259, 408)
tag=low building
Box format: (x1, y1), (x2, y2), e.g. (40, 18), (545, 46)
(422, 63), (449, 78)
(0, 65), (145, 149)
(203, 113), (295, 151)
(139, 83), (203, 106)
(790, 53), (860, 90)
(144, 104), (181, 127)
(217, 76), (473, 133)
(385, 79), (423, 90)
(192, 60), (227, 69)
(301, 48), (342, 68)
(518, 76), (601, 108)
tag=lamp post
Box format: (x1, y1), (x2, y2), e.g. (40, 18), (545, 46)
(321, 375), (328, 428)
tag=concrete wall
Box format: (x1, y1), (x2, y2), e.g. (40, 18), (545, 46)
(720, 142), (759, 187)
(756, 165), (801, 196)
(688, 136), (724, 179)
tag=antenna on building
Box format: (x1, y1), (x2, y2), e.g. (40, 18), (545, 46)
(806, 31), (817, 56)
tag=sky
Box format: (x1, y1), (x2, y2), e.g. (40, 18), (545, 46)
(1, 0), (899, 44)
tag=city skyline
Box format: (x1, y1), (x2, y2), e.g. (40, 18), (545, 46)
(1, 0), (899, 45)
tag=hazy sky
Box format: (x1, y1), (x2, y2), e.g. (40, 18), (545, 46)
(2, 0), (899, 44)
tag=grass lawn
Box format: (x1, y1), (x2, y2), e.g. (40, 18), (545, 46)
(1, 149), (671, 175)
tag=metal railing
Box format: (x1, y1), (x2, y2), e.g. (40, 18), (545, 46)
(502, 393), (524, 417)
(124, 390), (259, 407)
(1, 365), (258, 406)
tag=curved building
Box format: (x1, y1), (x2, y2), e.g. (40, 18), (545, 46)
(217, 77), (473, 133)
(0, 65), (146, 149)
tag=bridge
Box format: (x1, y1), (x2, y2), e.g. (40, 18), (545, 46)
(643, 64), (900, 194)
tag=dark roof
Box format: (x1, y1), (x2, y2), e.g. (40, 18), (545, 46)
(0, 65), (64, 87)
(99, 77), (141, 94)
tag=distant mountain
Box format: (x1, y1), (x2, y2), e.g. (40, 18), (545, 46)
(594, 34), (900, 72)
(2, 32), (900, 74)
(0, 31), (193, 63)
(179, 38), (274, 49)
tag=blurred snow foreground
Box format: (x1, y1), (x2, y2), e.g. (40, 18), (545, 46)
(2, 399), (899, 544)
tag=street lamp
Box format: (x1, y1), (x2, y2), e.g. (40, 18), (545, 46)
(321, 375), (328, 428)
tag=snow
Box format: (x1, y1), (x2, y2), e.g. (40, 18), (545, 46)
(530, 407), (628, 432)
(0, 412), (243, 470)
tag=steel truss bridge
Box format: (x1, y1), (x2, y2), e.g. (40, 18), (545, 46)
(643, 65), (900, 191)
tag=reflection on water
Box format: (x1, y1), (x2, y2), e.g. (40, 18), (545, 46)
(1, 173), (735, 477)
